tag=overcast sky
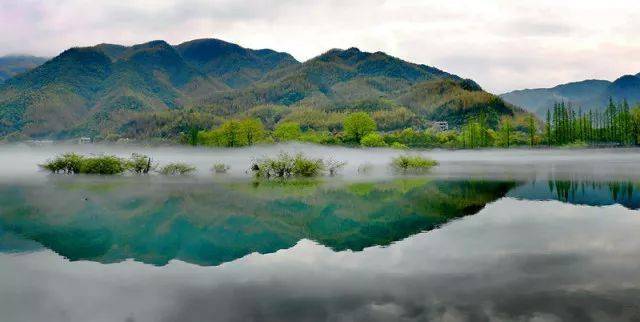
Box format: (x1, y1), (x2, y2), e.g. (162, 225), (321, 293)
(1, 0), (639, 93)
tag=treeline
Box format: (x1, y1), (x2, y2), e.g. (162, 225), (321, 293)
(545, 99), (640, 146)
(192, 110), (528, 149)
(105, 99), (640, 149)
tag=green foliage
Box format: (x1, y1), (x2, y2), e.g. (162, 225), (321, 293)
(239, 118), (265, 145)
(383, 128), (437, 148)
(219, 120), (243, 147)
(80, 155), (127, 175)
(360, 132), (387, 147)
(198, 118), (265, 147)
(544, 100), (639, 146)
(273, 122), (302, 142)
(251, 153), (325, 179)
(41, 153), (156, 175)
(527, 115), (537, 146)
(497, 117), (514, 148)
(158, 163), (196, 176)
(40, 153), (84, 174)
(391, 155), (438, 174)
(343, 112), (376, 143)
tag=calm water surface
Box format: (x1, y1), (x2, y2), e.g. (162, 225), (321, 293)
(1, 145), (640, 322)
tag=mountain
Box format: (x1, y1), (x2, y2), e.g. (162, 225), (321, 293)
(501, 74), (640, 117)
(202, 47), (518, 125)
(0, 39), (520, 139)
(0, 55), (48, 82)
(0, 39), (296, 137)
(176, 38), (299, 89)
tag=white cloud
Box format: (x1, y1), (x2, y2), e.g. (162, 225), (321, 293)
(1, 0), (639, 93)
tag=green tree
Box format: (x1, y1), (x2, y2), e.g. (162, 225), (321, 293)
(631, 106), (640, 145)
(219, 120), (243, 147)
(527, 115), (536, 147)
(239, 118), (265, 145)
(188, 126), (199, 146)
(273, 122), (302, 142)
(498, 117), (513, 147)
(545, 109), (552, 146)
(343, 112), (376, 143)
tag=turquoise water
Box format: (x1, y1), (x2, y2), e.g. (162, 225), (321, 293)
(1, 146), (640, 321)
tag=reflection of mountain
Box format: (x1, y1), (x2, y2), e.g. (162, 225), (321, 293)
(508, 181), (640, 209)
(0, 178), (515, 266)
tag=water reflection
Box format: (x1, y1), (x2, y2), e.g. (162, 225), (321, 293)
(0, 178), (516, 266)
(510, 180), (640, 209)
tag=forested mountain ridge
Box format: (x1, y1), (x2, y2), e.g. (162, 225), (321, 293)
(501, 73), (640, 117)
(0, 55), (48, 82)
(0, 38), (522, 139)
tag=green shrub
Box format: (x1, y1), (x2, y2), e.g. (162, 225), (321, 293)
(391, 155), (438, 174)
(360, 132), (387, 147)
(41, 153), (158, 175)
(212, 163), (230, 173)
(40, 153), (84, 174)
(80, 155), (127, 175)
(159, 163), (196, 176)
(251, 153), (325, 179)
(292, 154), (324, 177)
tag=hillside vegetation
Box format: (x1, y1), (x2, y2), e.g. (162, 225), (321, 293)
(0, 38), (523, 140)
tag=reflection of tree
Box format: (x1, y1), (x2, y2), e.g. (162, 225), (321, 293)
(533, 180), (639, 209)
(0, 179), (516, 266)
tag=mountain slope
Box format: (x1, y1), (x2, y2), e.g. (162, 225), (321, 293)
(204, 47), (518, 126)
(0, 39), (522, 138)
(175, 38), (299, 89)
(501, 74), (640, 117)
(0, 55), (48, 83)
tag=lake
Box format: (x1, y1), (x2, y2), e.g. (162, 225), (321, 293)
(1, 144), (640, 322)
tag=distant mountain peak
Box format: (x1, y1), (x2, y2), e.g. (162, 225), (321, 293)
(501, 72), (640, 117)
(612, 74), (640, 86)
(0, 55), (48, 83)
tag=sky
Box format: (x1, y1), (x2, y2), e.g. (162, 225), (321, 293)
(1, 0), (639, 93)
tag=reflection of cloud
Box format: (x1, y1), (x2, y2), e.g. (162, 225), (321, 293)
(1, 1), (640, 92)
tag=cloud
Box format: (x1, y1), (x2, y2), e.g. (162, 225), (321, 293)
(1, 0), (639, 93)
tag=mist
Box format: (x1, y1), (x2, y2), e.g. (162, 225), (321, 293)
(2, 143), (640, 182)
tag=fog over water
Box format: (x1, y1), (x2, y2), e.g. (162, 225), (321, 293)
(2, 143), (640, 182)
